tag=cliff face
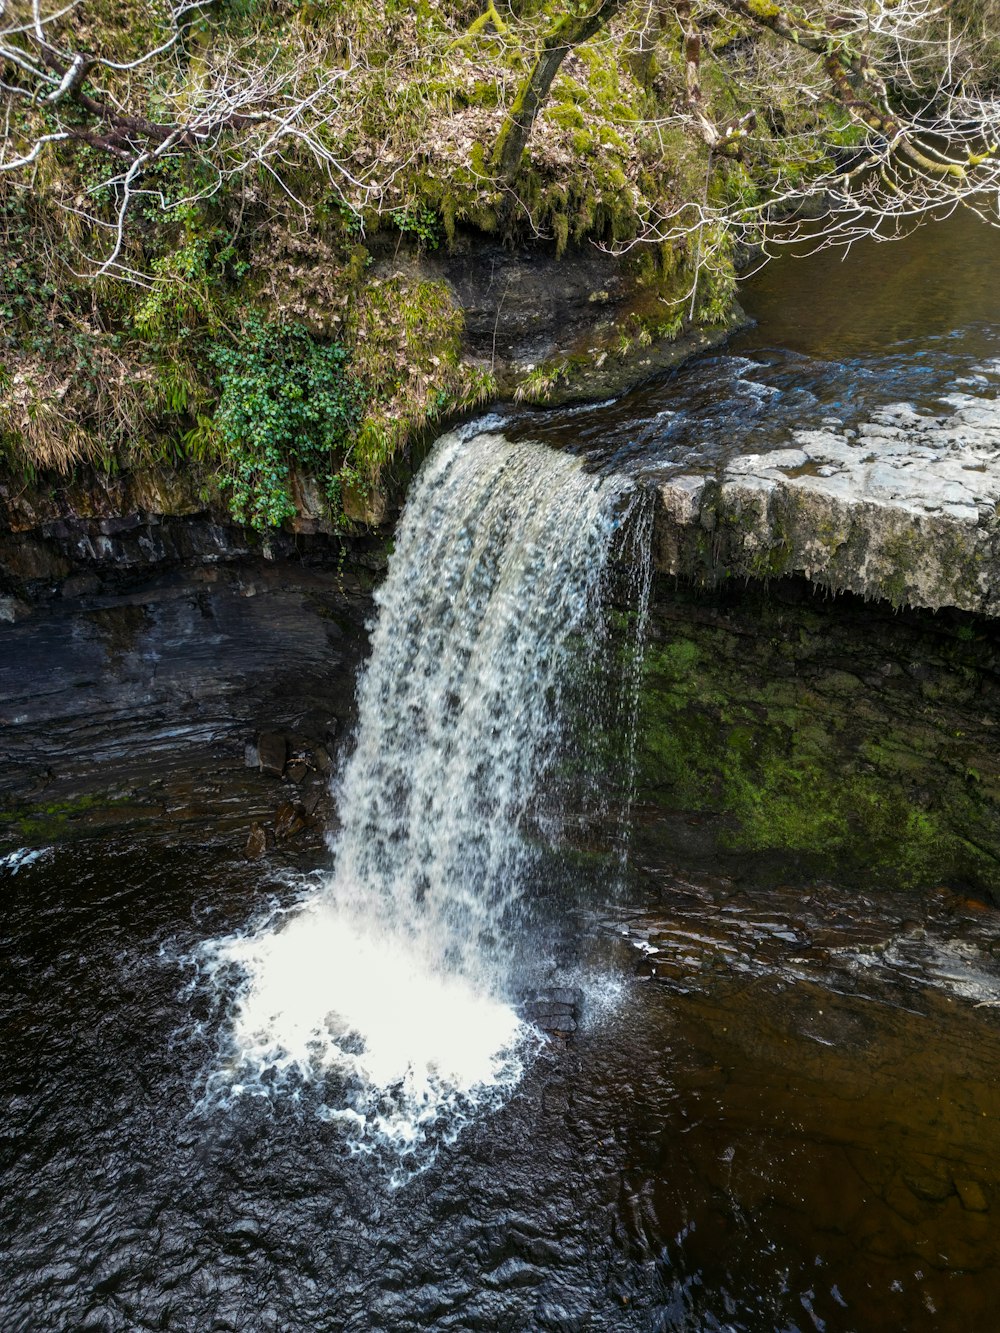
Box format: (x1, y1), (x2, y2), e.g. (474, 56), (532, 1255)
(7, 418), (1000, 904)
(633, 390), (1000, 900)
(637, 575), (1000, 900)
(0, 551), (382, 863)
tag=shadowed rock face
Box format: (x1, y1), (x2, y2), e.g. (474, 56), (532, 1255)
(0, 557), (378, 859)
(654, 394), (1000, 614)
(636, 574), (1000, 899)
(374, 233), (741, 406)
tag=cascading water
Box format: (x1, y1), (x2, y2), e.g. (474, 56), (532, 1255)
(198, 428), (651, 1168)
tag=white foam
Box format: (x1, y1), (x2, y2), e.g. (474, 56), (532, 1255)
(199, 890), (534, 1161)
(0, 847), (52, 875)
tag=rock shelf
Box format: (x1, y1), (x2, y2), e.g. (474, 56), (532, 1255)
(654, 393), (1000, 614)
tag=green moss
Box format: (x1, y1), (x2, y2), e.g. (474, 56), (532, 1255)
(637, 589), (1000, 896)
(0, 792), (134, 846)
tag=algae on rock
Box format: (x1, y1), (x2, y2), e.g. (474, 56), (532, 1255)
(636, 577), (1000, 898)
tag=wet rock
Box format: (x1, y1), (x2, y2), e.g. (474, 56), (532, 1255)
(904, 1172), (954, 1203)
(0, 595), (30, 623)
(0, 536), (71, 583)
(522, 986), (582, 1035)
(528, 1001), (574, 1019)
(59, 573), (102, 599)
(954, 1178), (989, 1212)
(257, 732), (287, 778)
(653, 392), (1000, 614)
(285, 762), (309, 784)
(543, 1015), (578, 1035)
(274, 800), (308, 840)
(245, 823), (272, 859)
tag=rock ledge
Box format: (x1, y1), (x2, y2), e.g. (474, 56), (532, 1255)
(654, 394), (1000, 613)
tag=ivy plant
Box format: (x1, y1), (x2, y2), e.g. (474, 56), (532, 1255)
(208, 317), (363, 529)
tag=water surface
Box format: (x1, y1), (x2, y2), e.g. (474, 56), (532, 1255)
(4, 841), (1000, 1329)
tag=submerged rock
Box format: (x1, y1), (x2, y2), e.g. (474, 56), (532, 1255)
(955, 1179), (990, 1213)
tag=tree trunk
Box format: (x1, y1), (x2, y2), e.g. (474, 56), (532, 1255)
(490, 0), (627, 181)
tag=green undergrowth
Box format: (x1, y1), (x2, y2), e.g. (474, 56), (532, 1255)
(1, 0), (869, 524)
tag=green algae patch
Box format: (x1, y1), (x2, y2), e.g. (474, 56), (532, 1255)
(636, 582), (1000, 898)
(0, 791), (159, 850)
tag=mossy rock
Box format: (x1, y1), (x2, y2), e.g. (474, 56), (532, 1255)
(636, 578), (1000, 899)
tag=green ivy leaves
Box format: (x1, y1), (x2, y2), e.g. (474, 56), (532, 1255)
(208, 317), (364, 530)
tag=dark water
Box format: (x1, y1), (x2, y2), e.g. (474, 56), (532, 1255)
(5, 840), (1000, 1331)
(5, 213), (1000, 1331)
(506, 210), (1000, 479)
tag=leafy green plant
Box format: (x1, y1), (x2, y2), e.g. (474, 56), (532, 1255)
(208, 317), (364, 529)
(389, 203), (442, 250)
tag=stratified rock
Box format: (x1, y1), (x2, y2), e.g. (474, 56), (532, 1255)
(257, 732), (287, 778)
(59, 574), (102, 599)
(652, 394), (1000, 614)
(522, 986), (583, 1036)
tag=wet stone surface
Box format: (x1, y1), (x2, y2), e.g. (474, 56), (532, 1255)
(653, 387), (1000, 615)
(0, 558), (374, 861)
(520, 987), (583, 1036)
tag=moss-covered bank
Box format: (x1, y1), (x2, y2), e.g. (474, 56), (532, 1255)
(636, 575), (1000, 899)
(1, 0), (756, 535)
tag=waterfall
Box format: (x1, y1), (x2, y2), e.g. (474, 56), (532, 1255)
(199, 429), (651, 1167)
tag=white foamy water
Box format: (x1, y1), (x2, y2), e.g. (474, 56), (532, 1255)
(198, 430), (648, 1163)
(0, 847), (52, 875)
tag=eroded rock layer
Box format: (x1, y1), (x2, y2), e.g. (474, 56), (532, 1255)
(654, 393), (1000, 613)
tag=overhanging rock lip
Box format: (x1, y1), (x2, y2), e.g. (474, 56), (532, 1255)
(651, 394), (1000, 616)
